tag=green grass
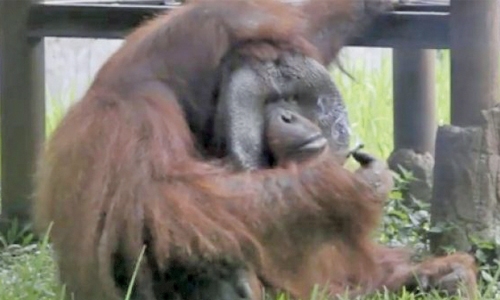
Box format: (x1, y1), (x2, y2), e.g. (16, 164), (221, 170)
(332, 48), (451, 160)
(1, 49), (496, 300)
(0, 229), (64, 300)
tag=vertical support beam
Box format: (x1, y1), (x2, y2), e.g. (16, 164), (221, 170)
(450, 0), (500, 126)
(0, 0), (45, 229)
(393, 48), (437, 154)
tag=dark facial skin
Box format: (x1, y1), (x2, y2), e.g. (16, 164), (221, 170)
(214, 52), (351, 171)
(265, 102), (327, 166)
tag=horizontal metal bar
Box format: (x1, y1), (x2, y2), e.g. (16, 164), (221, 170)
(350, 11), (449, 49)
(397, 4), (448, 13)
(28, 3), (450, 49)
(28, 3), (174, 39)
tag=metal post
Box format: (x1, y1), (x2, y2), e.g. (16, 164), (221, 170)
(393, 48), (437, 154)
(450, 0), (500, 126)
(0, 0), (45, 229)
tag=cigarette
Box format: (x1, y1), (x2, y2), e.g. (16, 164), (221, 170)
(346, 143), (365, 158)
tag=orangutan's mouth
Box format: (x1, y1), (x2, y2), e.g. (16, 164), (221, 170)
(296, 134), (327, 152)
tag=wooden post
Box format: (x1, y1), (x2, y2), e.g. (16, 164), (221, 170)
(450, 0), (500, 126)
(393, 48), (437, 154)
(0, 0), (45, 230)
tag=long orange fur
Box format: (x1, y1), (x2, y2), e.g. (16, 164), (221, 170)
(33, 1), (477, 299)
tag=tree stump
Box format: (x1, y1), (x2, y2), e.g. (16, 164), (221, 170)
(430, 105), (500, 254)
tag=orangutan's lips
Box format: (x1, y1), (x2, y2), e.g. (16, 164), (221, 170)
(296, 134), (327, 152)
